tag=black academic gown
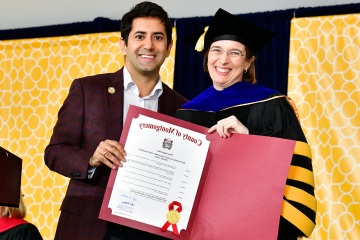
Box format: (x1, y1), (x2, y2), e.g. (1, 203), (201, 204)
(0, 222), (42, 240)
(173, 81), (316, 240)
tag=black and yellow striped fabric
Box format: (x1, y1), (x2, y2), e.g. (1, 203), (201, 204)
(281, 141), (316, 237)
(173, 92), (317, 239)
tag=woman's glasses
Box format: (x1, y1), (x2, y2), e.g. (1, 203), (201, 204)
(209, 47), (245, 60)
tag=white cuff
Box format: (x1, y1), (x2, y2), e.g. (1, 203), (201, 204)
(87, 167), (97, 179)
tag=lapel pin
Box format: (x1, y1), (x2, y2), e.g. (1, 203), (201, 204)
(108, 87), (115, 94)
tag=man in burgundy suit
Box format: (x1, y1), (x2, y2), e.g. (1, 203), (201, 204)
(44, 2), (187, 239)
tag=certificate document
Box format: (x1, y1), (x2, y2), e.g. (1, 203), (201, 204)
(108, 114), (210, 232)
(100, 105), (296, 240)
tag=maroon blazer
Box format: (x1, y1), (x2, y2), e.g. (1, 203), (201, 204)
(44, 68), (187, 240)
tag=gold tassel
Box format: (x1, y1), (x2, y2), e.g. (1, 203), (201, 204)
(195, 26), (209, 52)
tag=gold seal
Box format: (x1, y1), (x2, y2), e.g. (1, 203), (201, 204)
(166, 210), (180, 224)
(108, 87), (115, 94)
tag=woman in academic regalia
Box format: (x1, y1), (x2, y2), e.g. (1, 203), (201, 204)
(173, 8), (316, 240)
(0, 193), (42, 240)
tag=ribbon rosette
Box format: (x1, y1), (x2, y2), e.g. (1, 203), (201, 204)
(161, 201), (182, 236)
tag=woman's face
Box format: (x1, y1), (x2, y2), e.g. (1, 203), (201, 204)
(207, 40), (254, 90)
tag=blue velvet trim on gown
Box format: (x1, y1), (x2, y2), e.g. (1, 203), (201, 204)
(182, 81), (279, 112)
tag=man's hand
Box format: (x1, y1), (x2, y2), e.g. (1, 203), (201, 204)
(208, 115), (249, 138)
(89, 140), (126, 169)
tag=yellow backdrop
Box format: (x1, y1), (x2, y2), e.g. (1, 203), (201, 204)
(288, 14), (360, 239)
(0, 29), (177, 239)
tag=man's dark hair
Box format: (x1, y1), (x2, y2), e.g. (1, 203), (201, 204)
(120, 1), (173, 47)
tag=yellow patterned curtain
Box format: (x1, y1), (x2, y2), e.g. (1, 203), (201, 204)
(0, 29), (176, 239)
(288, 14), (360, 239)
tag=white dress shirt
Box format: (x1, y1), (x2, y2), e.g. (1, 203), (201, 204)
(122, 66), (163, 124)
(88, 66), (163, 178)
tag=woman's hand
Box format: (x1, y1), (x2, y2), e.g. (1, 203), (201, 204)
(208, 115), (249, 138)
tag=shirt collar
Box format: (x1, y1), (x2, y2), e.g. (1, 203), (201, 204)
(123, 66), (163, 99)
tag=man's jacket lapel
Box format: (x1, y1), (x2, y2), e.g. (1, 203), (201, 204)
(105, 68), (124, 142)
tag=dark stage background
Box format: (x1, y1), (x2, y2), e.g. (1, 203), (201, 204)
(1, 3), (360, 100)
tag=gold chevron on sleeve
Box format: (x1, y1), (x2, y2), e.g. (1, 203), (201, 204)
(284, 185), (317, 212)
(294, 141), (312, 160)
(287, 165), (315, 188)
(281, 199), (316, 237)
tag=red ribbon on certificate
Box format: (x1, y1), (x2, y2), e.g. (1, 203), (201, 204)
(161, 201), (182, 236)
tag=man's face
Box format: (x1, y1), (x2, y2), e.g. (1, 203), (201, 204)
(120, 17), (172, 77)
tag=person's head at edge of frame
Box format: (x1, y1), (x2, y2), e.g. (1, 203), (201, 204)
(183, 8), (276, 91)
(119, 1), (173, 79)
(0, 192), (26, 219)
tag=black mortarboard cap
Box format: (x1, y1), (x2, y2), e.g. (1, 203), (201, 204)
(0, 146), (22, 207)
(183, 8), (276, 54)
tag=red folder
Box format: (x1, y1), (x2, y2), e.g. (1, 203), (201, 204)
(99, 105), (295, 240)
